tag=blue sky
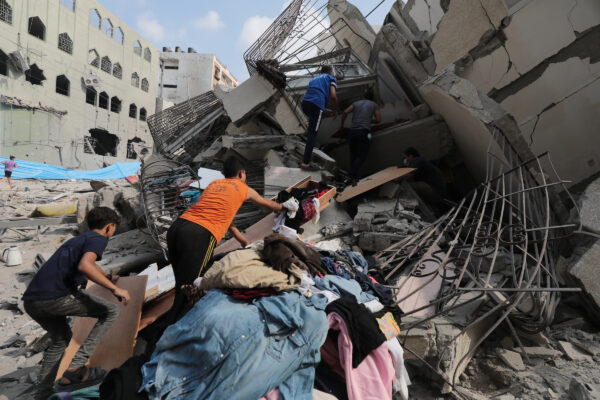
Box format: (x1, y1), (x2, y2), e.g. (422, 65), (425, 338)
(98, 0), (396, 82)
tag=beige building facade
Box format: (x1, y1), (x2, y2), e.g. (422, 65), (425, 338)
(0, 0), (159, 169)
(159, 48), (238, 105)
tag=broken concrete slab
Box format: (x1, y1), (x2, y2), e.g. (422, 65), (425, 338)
(579, 177), (600, 235)
(358, 232), (404, 252)
(497, 349), (526, 371)
(568, 242), (600, 322)
(522, 346), (562, 360)
(264, 166), (321, 198)
(218, 74), (278, 126)
(558, 341), (593, 362)
(77, 186), (143, 234)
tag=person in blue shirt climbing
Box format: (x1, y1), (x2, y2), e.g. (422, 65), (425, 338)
(300, 65), (338, 170)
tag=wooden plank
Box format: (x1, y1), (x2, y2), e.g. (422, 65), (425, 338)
(138, 291), (175, 331)
(56, 276), (147, 380)
(0, 215), (76, 229)
(336, 167), (415, 202)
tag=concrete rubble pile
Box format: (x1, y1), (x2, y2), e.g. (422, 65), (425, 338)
(1, 0), (600, 399)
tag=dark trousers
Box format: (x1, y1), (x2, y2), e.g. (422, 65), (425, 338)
(348, 128), (371, 179)
(301, 100), (323, 164)
(165, 218), (216, 322)
(24, 290), (119, 399)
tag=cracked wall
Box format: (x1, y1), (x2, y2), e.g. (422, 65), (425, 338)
(391, 0), (600, 184)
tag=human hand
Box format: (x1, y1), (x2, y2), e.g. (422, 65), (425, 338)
(112, 287), (130, 305)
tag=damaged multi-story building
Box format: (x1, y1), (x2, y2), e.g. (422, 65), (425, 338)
(0, 0), (158, 168)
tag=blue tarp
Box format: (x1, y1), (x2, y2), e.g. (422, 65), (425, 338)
(0, 157), (140, 180)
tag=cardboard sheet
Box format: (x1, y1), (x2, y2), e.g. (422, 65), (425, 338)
(336, 167), (415, 202)
(138, 291), (175, 331)
(56, 276), (147, 380)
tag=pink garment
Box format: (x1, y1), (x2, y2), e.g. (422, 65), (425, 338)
(258, 388), (279, 400)
(322, 312), (395, 400)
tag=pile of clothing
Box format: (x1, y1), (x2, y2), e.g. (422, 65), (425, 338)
(275, 184), (331, 233)
(103, 234), (410, 400)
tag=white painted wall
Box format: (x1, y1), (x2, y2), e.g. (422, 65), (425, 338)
(0, 0), (159, 169)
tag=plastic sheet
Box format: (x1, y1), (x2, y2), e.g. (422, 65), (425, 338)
(0, 157), (140, 180)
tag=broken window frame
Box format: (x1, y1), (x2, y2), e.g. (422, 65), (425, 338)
(88, 49), (99, 68)
(131, 72), (140, 88)
(101, 18), (113, 37)
(60, 0), (75, 11)
(141, 77), (149, 92)
(0, 0), (12, 25)
(28, 16), (45, 41)
(25, 64), (45, 85)
(134, 40), (142, 56)
(58, 32), (73, 54)
(85, 86), (97, 105)
(114, 27), (124, 44)
(144, 47), (151, 62)
(139, 107), (147, 121)
(112, 62), (122, 79)
(98, 91), (109, 110)
(100, 56), (112, 73)
(55, 74), (70, 96)
(129, 103), (137, 118)
(110, 96), (121, 113)
(0, 49), (8, 76)
(89, 9), (101, 29)
(86, 128), (119, 157)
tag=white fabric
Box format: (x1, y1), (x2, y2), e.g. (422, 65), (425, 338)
(312, 197), (320, 223)
(297, 271), (340, 304)
(282, 197), (299, 218)
(363, 299), (385, 313)
(387, 337), (411, 400)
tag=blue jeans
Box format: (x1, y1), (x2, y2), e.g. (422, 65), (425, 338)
(140, 290), (328, 399)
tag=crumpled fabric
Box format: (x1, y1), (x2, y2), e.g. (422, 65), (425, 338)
(140, 290), (328, 400)
(263, 234), (327, 276)
(282, 198), (299, 218)
(200, 249), (302, 292)
(387, 338), (411, 400)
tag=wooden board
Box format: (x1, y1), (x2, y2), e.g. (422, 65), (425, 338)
(336, 167), (415, 202)
(56, 276), (147, 380)
(138, 291), (175, 331)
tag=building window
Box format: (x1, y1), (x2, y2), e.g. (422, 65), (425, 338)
(60, 0), (75, 11)
(162, 84), (177, 88)
(110, 96), (121, 113)
(101, 18), (113, 37)
(164, 65), (178, 70)
(86, 128), (119, 157)
(89, 9), (100, 28)
(88, 49), (99, 67)
(98, 91), (109, 109)
(134, 40), (142, 56)
(100, 56), (111, 73)
(0, 0), (12, 24)
(141, 78), (149, 92)
(28, 17), (45, 40)
(139, 107), (147, 121)
(214, 67), (220, 80)
(131, 72), (139, 88)
(56, 75), (70, 96)
(0, 49), (8, 76)
(114, 27), (123, 44)
(129, 104), (137, 118)
(58, 32), (73, 54)
(86, 86), (97, 105)
(143, 48), (151, 62)
(112, 63), (122, 79)
(25, 64), (45, 85)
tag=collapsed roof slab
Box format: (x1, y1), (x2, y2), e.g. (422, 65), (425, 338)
(327, 115), (453, 176)
(217, 74), (279, 127)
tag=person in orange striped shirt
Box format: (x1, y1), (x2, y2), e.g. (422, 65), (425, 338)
(165, 157), (284, 321)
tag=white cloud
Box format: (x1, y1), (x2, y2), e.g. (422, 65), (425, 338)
(136, 12), (165, 42)
(238, 16), (274, 49)
(195, 11), (225, 30)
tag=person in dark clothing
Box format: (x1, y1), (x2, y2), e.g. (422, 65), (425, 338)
(300, 65), (338, 170)
(339, 89), (381, 181)
(22, 207), (130, 399)
(402, 147), (447, 207)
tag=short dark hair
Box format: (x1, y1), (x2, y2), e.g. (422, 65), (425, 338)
(404, 147), (420, 157)
(9, 155), (15, 160)
(364, 88), (375, 101)
(86, 207), (120, 230)
(222, 156), (245, 178)
(320, 65), (332, 74)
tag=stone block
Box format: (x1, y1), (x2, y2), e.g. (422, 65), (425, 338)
(497, 349), (526, 371)
(358, 232), (403, 252)
(579, 177), (600, 234)
(378, 182), (401, 199)
(220, 74), (277, 126)
(558, 341), (593, 362)
(353, 213), (373, 233)
(383, 219), (410, 233)
(567, 242), (600, 321)
(522, 346), (561, 360)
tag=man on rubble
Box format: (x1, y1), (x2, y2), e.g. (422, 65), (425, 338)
(402, 147), (447, 211)
(300, 65), (338, 171)
(165, 156), (287, 321)
(339, 88), (381, 183)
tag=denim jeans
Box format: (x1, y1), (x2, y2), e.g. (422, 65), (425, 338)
(141, 289), (328, 400)
(24, 290), (119, 399)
